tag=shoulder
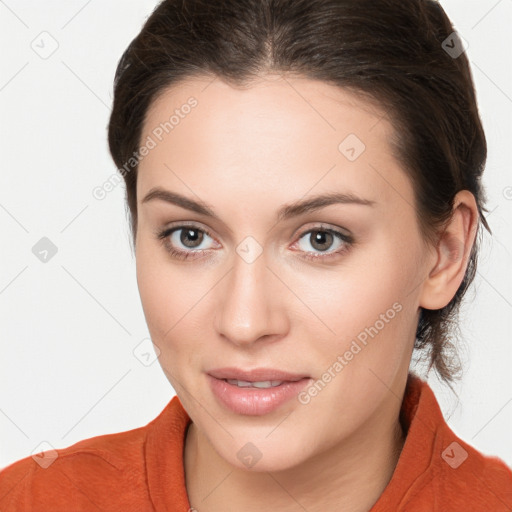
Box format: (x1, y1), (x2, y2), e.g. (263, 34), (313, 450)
(410, 420), (512, 510)
(0, 422), (152, 511)
(395, 375), (512, 510)
(0, 396), (188, 511)
(436, 435), (512, 507)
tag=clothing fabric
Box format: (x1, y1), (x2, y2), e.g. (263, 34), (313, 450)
(1, 372), (511, 511)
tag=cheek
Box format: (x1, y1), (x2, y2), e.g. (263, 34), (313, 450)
(314, 241), (413, 326)
(295, 250), (418, 441)
(135, 239), (210, 371)
(136, 239), (186, 345)
(308, 232), (420, 373)
(136, 245), (167, 330)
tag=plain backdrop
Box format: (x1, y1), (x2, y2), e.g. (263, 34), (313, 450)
(1, 0), (511, 470)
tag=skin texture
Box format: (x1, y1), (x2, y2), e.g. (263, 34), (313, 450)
(135, 74), (479, 512)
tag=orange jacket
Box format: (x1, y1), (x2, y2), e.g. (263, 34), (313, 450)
(1, 372), (511, 511)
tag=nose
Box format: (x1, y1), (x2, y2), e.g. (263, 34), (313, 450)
(214, 248), (289, 348)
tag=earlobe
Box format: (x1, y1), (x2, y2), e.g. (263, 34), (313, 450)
(419, 190), (479, 311)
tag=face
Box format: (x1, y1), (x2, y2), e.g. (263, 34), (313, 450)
(135, 74), (431, 472)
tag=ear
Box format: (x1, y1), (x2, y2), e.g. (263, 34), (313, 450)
(419, 190), (480, 310)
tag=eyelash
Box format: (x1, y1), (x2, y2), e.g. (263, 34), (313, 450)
(155, 222), (354, 262)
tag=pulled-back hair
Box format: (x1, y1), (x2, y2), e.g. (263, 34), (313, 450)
(107, 0), (491, 386)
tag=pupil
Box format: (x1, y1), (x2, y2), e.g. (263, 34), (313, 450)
(312, 230), (332, 251)
(181, 228), (202, 247)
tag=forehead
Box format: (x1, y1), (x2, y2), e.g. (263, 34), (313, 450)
(137, 74), (413, 215)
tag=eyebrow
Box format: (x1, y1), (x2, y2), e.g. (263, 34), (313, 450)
(141, 187), (376, 222)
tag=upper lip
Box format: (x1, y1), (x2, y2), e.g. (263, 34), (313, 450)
(208, 367), (310, 382)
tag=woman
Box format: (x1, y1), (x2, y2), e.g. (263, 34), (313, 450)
(1, 0), (511, 510)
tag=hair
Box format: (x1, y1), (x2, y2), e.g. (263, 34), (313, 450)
(107, 0), (492, 387)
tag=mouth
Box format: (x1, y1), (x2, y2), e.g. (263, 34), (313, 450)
(222, 379), (289, 388)
(206, 367), (312, 415)
(207, 366), (310, 383)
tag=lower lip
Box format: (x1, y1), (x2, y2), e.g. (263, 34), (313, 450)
(207, 374), (312, 416)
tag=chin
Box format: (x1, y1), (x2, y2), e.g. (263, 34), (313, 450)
(214, 432), (314, 473)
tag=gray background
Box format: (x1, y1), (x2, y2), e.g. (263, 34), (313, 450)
(1, 0), (511, 469)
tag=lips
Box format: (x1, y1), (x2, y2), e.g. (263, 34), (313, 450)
(207, 369), (312, 415)
(207, 367), (310, 382)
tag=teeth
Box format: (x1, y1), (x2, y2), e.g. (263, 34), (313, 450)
(226, 379), (284, 388)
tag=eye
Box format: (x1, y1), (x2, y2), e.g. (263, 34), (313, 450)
(292, 225), (353, 261)
(156, 223), (218, 261)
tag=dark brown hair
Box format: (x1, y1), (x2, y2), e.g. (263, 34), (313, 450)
(107, 0), (491, 386)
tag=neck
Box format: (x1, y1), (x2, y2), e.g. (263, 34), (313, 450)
(184, 391), (406, 512)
